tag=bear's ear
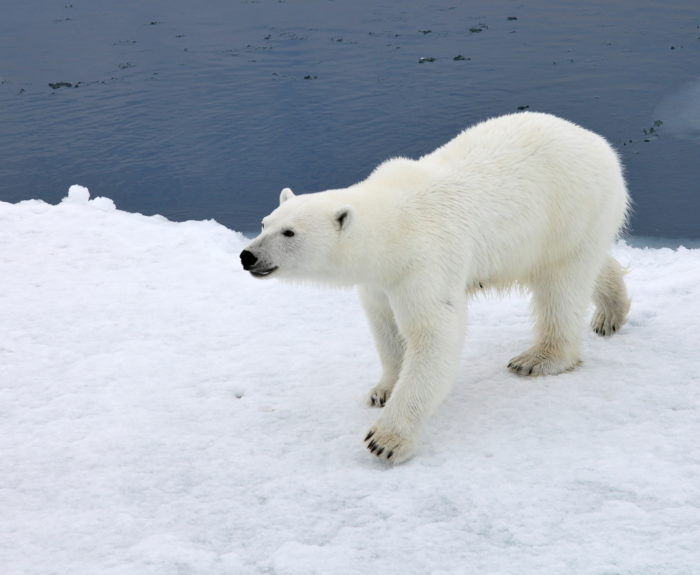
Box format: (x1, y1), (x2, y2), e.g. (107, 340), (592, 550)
(334, 207), (353, 231)
(279, 187), (295, 205)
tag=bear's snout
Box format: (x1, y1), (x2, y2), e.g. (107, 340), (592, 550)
(240, 249), (258, 270)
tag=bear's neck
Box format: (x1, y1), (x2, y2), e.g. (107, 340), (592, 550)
(323, 184), (409, 288)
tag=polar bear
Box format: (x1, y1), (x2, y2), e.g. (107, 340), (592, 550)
(240, 112), (630, 464)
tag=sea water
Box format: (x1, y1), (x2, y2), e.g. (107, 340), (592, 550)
(1, 0), (698, 239)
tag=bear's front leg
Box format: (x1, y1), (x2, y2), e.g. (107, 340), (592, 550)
(364, 283), (467, 463)
(358, 286), (405, 407)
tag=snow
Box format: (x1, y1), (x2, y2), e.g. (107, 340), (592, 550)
(1, 188), (698, 575)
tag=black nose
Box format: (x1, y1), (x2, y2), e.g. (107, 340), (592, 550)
(240, 249), (258, 270)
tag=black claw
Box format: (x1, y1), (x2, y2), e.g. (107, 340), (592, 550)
(368, 440), (377, 450)
(365, 430), (374, 441)
(507, 362), (513, 368)
(376, 447), (384, 456)
(387, 450), (394, 459)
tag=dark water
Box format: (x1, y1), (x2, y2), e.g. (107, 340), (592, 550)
(1, 0), (699, 238)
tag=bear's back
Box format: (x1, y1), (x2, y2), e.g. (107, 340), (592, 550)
(385, 112), (628, 283)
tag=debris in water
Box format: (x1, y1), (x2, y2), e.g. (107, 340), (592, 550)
(418, 57), (436, 63)
(453, 54), (470, 61)
(642, 120), (663, 140)
(48, 82), (73, 89)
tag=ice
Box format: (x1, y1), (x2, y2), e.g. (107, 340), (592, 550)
(64, 183), (91, 203)
(90, 196), (117, 211)
(0, 187), (698, 574)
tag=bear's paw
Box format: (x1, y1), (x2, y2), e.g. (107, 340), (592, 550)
(363, 425), (415, 464)
(508, 348), (581, 377)
(366, 382), (394, 408)
(590, 307), (626, 337)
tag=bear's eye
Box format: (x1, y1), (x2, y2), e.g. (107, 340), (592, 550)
(282, 229), (295, 237)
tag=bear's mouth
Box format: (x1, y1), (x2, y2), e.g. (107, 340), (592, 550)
(249, 266), (278, 278)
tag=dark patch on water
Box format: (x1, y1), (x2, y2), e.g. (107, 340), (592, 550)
(48, 82), (74, 90)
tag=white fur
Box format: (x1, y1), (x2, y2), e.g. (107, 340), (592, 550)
(242, 112), (631, 464)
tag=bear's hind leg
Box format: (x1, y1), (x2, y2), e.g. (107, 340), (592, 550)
(509, 258), (597, 376)
(591, 255), (630, 336)
(359, 286), (405, 407)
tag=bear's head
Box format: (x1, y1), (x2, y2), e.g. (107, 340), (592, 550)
(240, 188), (354, 283)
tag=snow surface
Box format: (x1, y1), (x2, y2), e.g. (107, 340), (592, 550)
(1, 187), (699, 575)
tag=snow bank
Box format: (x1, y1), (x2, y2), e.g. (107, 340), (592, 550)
(1, 189), (698, 574)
